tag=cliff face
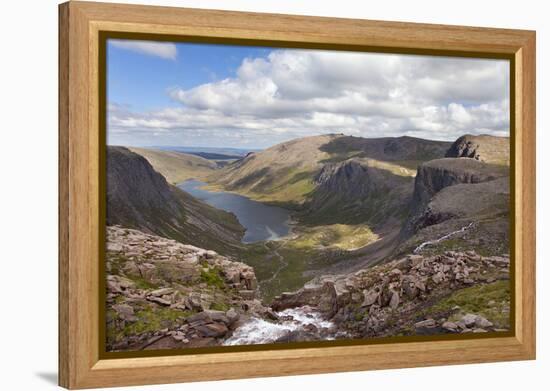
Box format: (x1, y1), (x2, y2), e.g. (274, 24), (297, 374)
(411, 158), (507, 214)
(106, 226), (270, 351)
(107, 146), (182, 222)
(107, 146), (245, 256)
(303, 159), (412, 225)
(445, 134), (509, 165)
(314, 159), (388, 198)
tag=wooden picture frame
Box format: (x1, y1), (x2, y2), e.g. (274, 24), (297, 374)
(59, 1), (536, 389)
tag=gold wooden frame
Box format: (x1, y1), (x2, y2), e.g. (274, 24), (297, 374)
(59, 1), (536, 388)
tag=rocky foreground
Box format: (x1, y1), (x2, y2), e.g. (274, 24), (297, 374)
(106, 226), (273, 351)
(107, 223), (511, 350)
(271, 250), (510, 340)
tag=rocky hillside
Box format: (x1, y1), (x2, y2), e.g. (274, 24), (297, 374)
(271, 250), (510, 340)
(445, 134), (509, 165)
(107, 146), (244, 256)
(411, 158), (508, 214)
(129, 147), (217, 184)
(397, 157), (510, 257)
(106, 226), (273, 351)
(303, 158), (412, 225)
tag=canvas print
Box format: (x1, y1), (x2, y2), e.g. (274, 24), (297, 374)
(105, 39), (511, 352)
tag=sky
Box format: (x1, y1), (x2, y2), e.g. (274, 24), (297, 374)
(107, 39), (510, 149)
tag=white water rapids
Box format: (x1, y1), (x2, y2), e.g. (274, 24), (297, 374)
(223, 306), (335, 345)
(413, 222), (475, 254)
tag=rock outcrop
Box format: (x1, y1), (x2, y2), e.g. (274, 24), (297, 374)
(445, 134), (509, 165)
(411, 158), (507, 213)
(303, 158), (413, 225)
(106, 226), (269, 351)
(398, 157), (510, 257)
(271, 250), (510, 338)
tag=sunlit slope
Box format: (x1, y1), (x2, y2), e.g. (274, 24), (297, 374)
(129, 147), (217, 184)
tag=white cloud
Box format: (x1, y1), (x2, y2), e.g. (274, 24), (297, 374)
(109, 39), (177, 60)
(108, 48), (509, 147)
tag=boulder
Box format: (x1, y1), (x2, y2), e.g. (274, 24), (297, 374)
(225, 308), (240, 325)
(461, 313), (478, 328)
(415, 319), (436, 329)
(195, 322), (228, 338)
(205, 310), (229, 325)
(442, 321), (458, 331)
(239, 290), (256, 300)
(186, 311), (213, 325)
(146, 296), (172, 306)
(112, 304), (137, 321)
(362, 288), (380, 307)
(475, 315), (493, 328)
(389, 291), (400, 309)
(150, 288), (174, 297)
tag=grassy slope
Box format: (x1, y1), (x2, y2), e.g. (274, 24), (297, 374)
(421, 280), (511, 329)
(207, 134), (334, 206)
(129, 147), (217, 184)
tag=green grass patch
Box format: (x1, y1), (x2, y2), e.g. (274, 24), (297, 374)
(424, 280), (511, 328)
(289, 224), (378, 251)
(107, 306), (192, 345)
(200, 266), (225, 289)
(210, 302), (230, 311)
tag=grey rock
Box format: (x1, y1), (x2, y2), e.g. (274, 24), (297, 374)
(239, 290), (256, 300)
(415, 319), (436, 329)
(473, 328), (488, 333)
(461, 313), (478, 328)
(442, 321), (458, 331)
(195, 322), (228, 338)
(150, 288), (174, 297)
(147, 296), (171, 306)
(389, 291), (400, 309)
(226, 308), (240, 324)
(475, 316), (493, 328)
(362, 288), (379, 307)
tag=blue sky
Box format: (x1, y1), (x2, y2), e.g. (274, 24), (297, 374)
(107, 39), (509, 149)
(108, 41), (270, 112)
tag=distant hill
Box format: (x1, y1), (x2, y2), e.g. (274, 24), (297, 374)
(189, 152), (241, 160)
(153, 146), (256, 158)
(445, 134), (509, 165)
(319, 135), (452, 166)
(128, 147), (217, 184)
(209, 134), (452, 225)
(107, 147), (244, 256)
(209, 134), (335, 206)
